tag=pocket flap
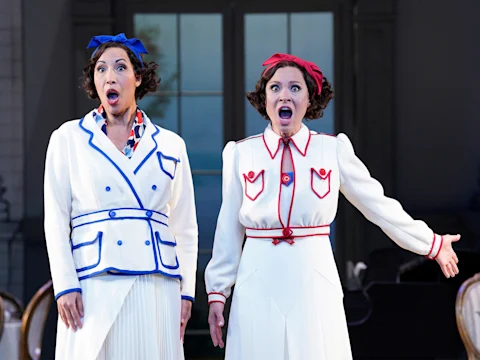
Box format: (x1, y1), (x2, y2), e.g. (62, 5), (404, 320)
(157, 151), (180, 179)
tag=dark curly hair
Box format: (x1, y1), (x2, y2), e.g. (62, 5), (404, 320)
(246, 61), (334, 120)
(81, 42), (160, 100)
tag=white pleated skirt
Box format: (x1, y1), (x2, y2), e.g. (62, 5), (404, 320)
(95, 275), (184, 360)
(55, 274), (184, 360)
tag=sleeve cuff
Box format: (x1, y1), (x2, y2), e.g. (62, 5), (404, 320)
(55, 287), (82, 301)
(181, 295), (195, 303)
(208, 292), (226, 305)
(425, 234), (443, 260)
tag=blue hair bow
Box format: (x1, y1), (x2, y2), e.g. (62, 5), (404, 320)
(86, 33), (149, 66)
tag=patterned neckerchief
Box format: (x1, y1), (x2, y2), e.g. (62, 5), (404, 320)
(94, 105), (146, 159)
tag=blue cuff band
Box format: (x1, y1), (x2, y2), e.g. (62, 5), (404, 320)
(181, 295), (195, 303)
(55, 288), (82, 301)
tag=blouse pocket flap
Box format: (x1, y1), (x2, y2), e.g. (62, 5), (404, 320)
(311, 168), (332, 199)
(243, 170), (265, 201)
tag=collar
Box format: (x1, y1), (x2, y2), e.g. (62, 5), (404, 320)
(262, 123), (311, 159)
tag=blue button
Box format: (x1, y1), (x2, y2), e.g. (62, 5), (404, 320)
(109, 211), (116, 218)
(145, 240), (150, 246)
(117, 240), (123, 246)
(146, 211), (153, 217)
(106, 186), (111, 192)
(152, 185), (157, 190)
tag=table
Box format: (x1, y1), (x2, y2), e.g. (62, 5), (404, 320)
(0, 320), (21, 359)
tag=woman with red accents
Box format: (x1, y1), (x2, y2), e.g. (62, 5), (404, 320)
(205, 53), (460, 359)
(44, 34), (198, 359)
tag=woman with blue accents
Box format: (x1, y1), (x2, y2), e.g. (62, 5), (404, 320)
(44, 33), (198, 360)
(205, 53), (461, 359)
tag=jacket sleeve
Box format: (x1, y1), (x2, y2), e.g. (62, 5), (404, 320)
(168, 138), (199, 302)
(205, 141), (246, 304)
(44, 129), (82, 300)
(337, 133), (442, 259)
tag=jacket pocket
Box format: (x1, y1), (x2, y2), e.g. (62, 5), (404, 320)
(157, 151), (180, 180)
(243, 170), (265, 201)
(155, 231), (179, 270)
(311, 168), (331, 199)
(71, 231), (103, 273)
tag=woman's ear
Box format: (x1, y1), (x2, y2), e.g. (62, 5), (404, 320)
(135, 74), (142, 87)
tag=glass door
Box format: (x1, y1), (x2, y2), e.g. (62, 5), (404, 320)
(129, 3), (336, 357)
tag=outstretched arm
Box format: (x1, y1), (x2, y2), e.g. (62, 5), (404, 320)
(337, 133), (460, 277)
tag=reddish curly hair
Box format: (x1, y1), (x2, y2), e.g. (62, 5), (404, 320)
(246, 61), (334, 120)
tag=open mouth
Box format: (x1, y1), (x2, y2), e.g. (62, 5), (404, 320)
(106, 89), (119, 104)
(279, 106), (293, 120)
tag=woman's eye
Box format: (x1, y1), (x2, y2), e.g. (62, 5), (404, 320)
(96, 67), (105, 73)
(118, 65), (126, 71)
(291, 85), (300, 91)
(270, 85), (279, 91)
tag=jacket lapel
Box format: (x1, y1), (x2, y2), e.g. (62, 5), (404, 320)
(78, 110), (146, 208)
(129, 113), (160, 175)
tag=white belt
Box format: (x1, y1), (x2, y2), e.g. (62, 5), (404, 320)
(245, 225), (330, 242)
(71, 208), (168, 229)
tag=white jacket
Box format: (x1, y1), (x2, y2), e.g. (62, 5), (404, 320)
(44, 109), (198, 302)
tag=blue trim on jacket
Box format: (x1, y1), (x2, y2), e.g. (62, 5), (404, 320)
(133, 123), (160, 174)
(55, 287), (82, 301)
(157, 151), (180, 180)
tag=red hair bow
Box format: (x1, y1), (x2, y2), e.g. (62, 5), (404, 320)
(262, 53), (323, 95)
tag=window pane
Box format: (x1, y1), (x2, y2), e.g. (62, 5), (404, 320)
(137, 95), (178, 133)
(245, 98), (269, 137)
(134, 14), (178, 92)
(245, 13), (288, 136)
(180, 14), (223, 92)
(244, 14), (288, 92)
(193, 174), (222, 268)
(291, 12), (335, 135)
(181, 96), (223, 170)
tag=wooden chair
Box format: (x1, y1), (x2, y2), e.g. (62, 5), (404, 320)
(456, 273), (480, 360)
(0, 291), (24, 321)
(20, 280), (54, 360)
(0, 295), (5, 342)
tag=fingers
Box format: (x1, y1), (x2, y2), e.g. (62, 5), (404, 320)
(180, 301), (192, 342)
(452, 234), (461, 242)
(63, 306), (77, 331)
(208, 310), (225, 348)
(76, 295), (84, 318)
(444, 262), (459, 278)
(453, 252), (459, 264)
(57, 305), (68, 328)
(217, 325), (225, 348)
(180, 321), (187, 343)
(209, 321), (219, 347)
(451, 261), (460, 275)
(440, 265), (450, 278)
(70, 300), (83, 330)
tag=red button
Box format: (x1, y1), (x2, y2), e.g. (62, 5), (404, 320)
(320, 168), (326, 176)
(282, 227), (293, 237)
(248, 171), (255, 178)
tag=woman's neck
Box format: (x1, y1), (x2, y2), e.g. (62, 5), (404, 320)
(105, 104), (137, 128)
(271, 124), (302, 139)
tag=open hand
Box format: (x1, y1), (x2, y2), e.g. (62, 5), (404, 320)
(435, 234), (461, 278)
